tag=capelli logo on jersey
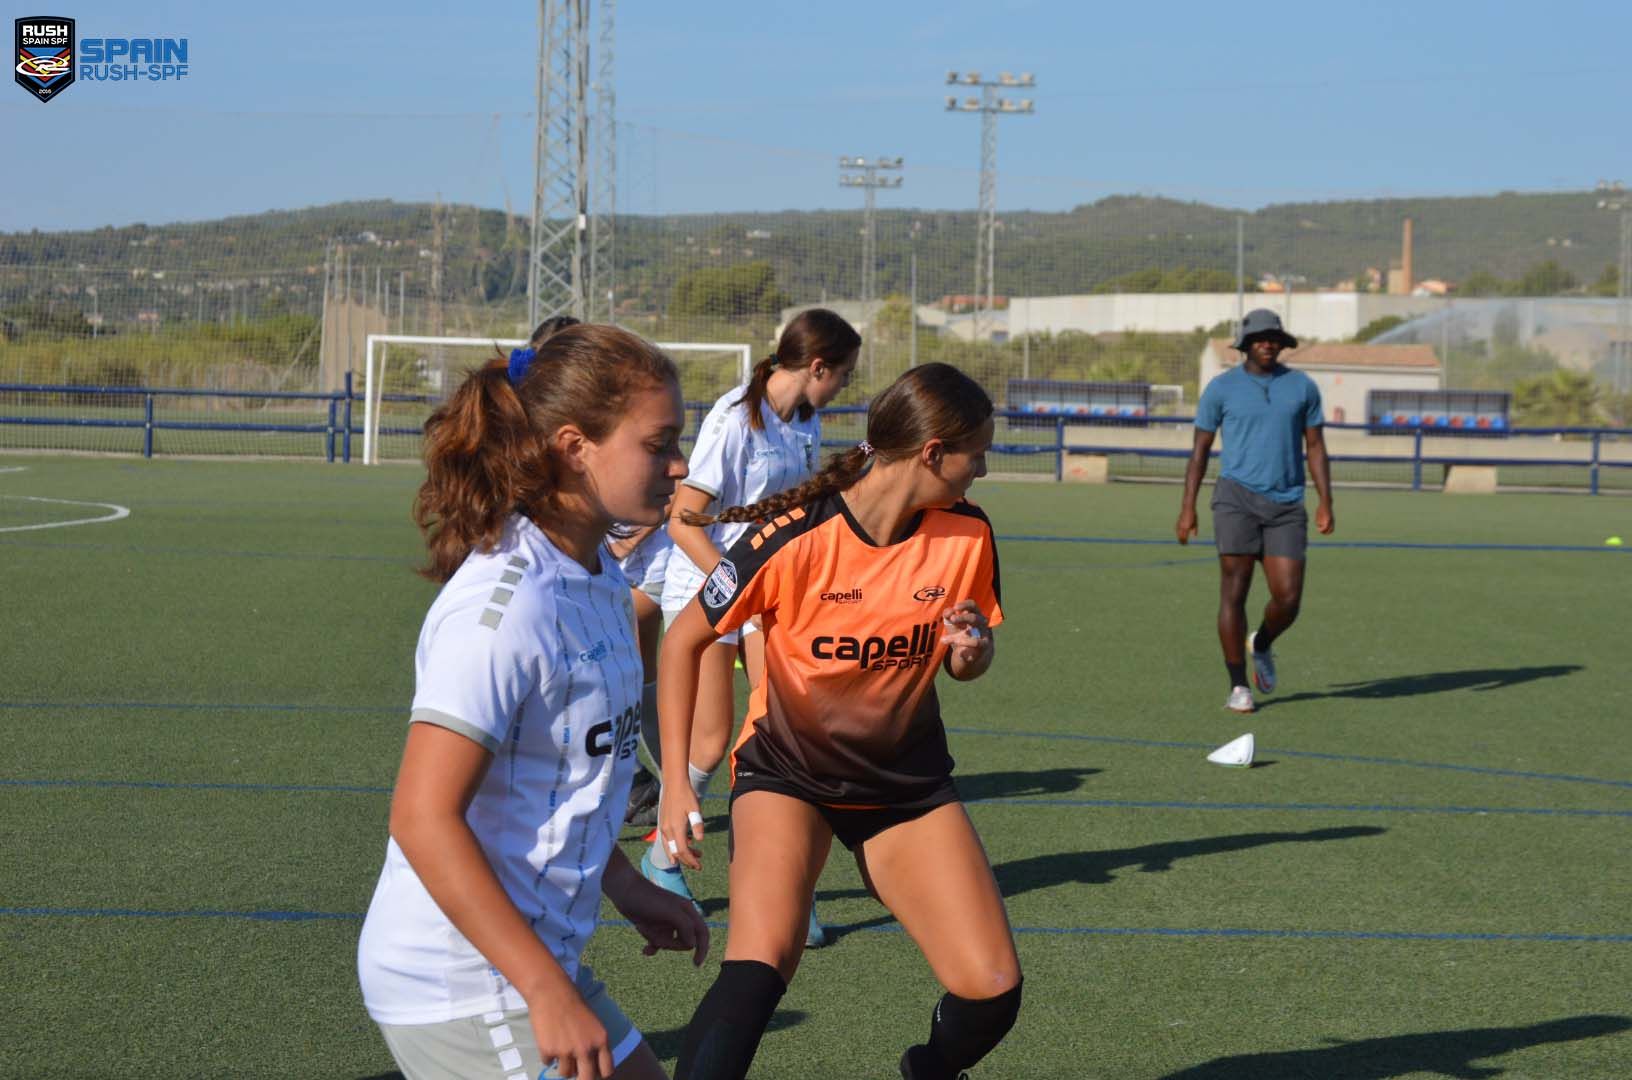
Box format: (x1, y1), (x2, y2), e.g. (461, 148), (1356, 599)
(578, 640), (609, 664)
(818, 587), (862, 604)
(913, 585), (947, 602)
(585, 703), (640, 760)
(811, 619), (939, 672)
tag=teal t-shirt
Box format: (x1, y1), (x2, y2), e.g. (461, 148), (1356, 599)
(1195, 365), (1324, 503)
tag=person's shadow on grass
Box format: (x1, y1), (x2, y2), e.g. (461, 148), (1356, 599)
(994, 825), (1386, 894)
(1156, 1013), (1631, 1079)
(819, 826), (1385, 940)
(956, 766), (1101, 801)
(1256, 665), (1581, 710)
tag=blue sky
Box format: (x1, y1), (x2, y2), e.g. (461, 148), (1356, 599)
(5, 0), (1631, 230)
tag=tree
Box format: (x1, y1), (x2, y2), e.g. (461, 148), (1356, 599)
(1591, 264), (1620, 298)
(1353, 315), (1406, 342)
(1512, 369), (1601, 426)
(669, 261), (789, 319)
(1458, 270), (1511, 297)
(1518, 260), (1577, 296)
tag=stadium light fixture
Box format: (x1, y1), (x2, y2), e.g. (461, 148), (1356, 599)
(939, 66), (1039, 338)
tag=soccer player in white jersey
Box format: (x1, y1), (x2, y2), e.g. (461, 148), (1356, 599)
(643, 310), (859, 946)
(358, 324), (709, 1080)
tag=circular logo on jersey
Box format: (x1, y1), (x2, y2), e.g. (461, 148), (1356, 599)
(702, 558), (738, 608)
(913, 585), (947, 602)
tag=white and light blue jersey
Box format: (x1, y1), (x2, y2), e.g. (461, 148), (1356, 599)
(662, 384), (820, 611)
(358, 516), (644, 1026)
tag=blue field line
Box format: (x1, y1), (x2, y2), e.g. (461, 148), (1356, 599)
(963, 796), (1632, 819)
(0, 537), (409, 564)
(946, 726), (1632, 790)
(997, 533), (1631, 555)
(6, 776), (1629, 821)
(5, 906), (1627, 944)
(0, 700), (398, 714)
(2, 702), (1627, 790)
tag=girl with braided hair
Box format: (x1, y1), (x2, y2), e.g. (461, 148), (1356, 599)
(640, 309), (858, 946)
(658, 362), (1022, 1080)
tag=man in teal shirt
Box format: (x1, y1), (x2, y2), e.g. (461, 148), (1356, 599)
(1176, 309), (1335, 713)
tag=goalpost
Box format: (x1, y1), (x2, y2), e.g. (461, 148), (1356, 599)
(360, 334), (753, 465)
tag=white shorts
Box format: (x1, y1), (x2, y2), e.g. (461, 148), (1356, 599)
(377, 964), (639, 1080)
(660, 601), (759, 647)
(617, 529), (673, 604)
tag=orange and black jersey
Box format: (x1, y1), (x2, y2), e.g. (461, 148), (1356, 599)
(699, 491), (1003, 808)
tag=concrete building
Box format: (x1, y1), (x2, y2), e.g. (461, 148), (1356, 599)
(1007, 292), (1442, 343)
(1199, 339), (1442, 425)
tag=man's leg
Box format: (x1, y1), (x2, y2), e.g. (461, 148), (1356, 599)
(1254, 556), (1306, 651)
(1217, 554), (1256, 691)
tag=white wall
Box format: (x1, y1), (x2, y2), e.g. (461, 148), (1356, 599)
(1007, 292), (1442, 342)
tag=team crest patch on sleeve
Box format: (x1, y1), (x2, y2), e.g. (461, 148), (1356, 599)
(702, 557), (738, 608)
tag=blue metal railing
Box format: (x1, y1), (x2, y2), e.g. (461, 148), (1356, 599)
(3, 382), (1630, 492)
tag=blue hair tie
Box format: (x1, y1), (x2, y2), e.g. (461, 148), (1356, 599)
(507, 347), (537, 386)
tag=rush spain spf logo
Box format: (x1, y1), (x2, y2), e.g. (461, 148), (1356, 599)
(15, 16), (74, 103)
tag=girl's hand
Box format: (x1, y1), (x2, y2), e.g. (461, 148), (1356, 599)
(615, 875), (711, 966)
(940, 600), (991, 664)
(658, 784), (705, 871)
(527, 988), (613, 1080)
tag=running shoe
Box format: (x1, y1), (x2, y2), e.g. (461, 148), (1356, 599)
(639, 848), (702, 914)
(805, 903), (828, 949)
(1226, 685), (1256, 713)
(900, 1045), (968, 1080)
(624, 768), (659, 828)
(1249, 633), (1277, 694)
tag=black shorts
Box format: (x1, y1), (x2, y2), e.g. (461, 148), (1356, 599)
(1211, 476), (1308, 559)
(729, 771), (960, 853)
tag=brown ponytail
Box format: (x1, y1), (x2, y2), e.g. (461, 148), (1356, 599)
(734, 307), (861, 430)
(686, 362), (992, 527)
(413, 324), (677, 582)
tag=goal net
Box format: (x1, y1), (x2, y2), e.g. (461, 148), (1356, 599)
(360, 334), (752, 464)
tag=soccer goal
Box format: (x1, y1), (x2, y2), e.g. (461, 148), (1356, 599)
(360, 334), (752, 465)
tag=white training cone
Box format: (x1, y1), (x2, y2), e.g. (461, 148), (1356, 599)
(1207, 733), (1254, 768)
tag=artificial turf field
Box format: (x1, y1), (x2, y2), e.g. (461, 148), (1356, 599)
(2, 455), (1629, 1079)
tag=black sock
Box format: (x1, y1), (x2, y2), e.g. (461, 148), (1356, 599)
(1253, 625), (1277, 653)
(907, 981), (1022, 1077)
(676, 960), (787, 1080)
(1226, 660), (1248, 689)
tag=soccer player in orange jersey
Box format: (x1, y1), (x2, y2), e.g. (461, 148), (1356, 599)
(656, 363), (1021, 1080)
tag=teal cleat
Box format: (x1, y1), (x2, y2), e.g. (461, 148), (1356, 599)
(640, 848), (702, 914)
(805, 902), (828, 949)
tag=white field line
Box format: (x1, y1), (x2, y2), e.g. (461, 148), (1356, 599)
(0, 495), (131, 533)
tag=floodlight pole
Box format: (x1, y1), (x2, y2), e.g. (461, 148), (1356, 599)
(839, 156), (904, 378)
(945, 71), (1036, 339)
(1597, 182), (1632, 394)
(530, 0), (616, 328)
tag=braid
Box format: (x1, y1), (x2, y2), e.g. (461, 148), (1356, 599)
(682, 446), (870, 527)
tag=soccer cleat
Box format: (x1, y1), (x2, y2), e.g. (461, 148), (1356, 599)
(624, 768), (659, 828)
(1249, 633), (1277, 694)
(899, 1045), (968, 1080)
(639, 848), (702, 914)
(1226, 685), (1255, 713)
(805, 903), (828, 949)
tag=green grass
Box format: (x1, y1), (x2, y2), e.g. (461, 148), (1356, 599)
(2, 457), (1630, 1078)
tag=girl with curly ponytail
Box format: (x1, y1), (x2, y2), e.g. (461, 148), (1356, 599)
(363, 324), (712, 1080)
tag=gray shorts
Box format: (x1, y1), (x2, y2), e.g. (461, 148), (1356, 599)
(1211, 477), (1308, 560)
(377, 964), (640, 1080)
